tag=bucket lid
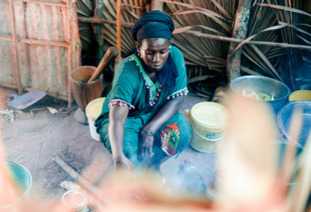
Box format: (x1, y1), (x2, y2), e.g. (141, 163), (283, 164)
(190, 102), (228, 130)
(85, 97), (106, 119)
(289, 90), (311, 101)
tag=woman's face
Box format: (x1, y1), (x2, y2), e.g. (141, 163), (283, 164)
(137, 38), (170, 72)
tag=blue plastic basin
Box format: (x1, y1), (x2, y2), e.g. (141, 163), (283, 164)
(277, 101), (311, 147)
(1, 162), (32, 209)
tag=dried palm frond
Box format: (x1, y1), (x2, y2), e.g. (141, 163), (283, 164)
(89, 0), (310, 94)
(241, 0), (311, 90)
(163, 0), (237, 74)
(97, 0), (148, 57)
(76, 0), (95, 51)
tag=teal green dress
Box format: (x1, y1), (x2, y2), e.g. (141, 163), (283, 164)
(95, 46), (191, 166)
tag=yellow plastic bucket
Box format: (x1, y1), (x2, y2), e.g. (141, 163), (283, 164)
(190, 126), (223, 153)
(190, 102), (228, 140)
(85, 97), (106, 141)
(289, 90), (311, 101)
(189, 102), (228, 153)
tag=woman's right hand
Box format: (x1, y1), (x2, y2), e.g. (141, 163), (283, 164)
(113, 155), (134, 170)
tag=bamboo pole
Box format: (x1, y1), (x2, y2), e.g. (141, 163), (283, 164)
(116, 0), (122, 70)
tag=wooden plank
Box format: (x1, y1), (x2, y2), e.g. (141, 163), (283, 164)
(0, 83), (18, 89)
(0, 36), (13, 42)
(19, 39), (68, 47)
(20, 0), (66, 7)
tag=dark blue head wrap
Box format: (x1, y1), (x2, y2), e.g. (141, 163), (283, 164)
(132, 10), (178, 90)
(131, 10), (175, 41)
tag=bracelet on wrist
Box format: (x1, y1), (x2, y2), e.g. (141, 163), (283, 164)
(141, 129), (155, 136)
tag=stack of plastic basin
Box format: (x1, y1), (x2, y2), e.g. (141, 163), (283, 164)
(277, 101), (311, 147)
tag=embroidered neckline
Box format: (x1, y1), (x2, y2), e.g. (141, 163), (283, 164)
(131, 55), (162, 107)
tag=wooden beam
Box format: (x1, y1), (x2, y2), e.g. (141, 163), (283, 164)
(19, 39), (68, 48)
(78, 17), (134, 28)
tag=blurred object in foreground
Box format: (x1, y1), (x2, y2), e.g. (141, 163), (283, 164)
(287, 132), (311, 212)
(217, 91), (285, 211)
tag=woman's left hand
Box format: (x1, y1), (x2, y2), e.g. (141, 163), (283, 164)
(140, 130), (155, 160)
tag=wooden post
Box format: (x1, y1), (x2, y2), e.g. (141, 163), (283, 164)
(8, 0), (22, 94)
(226, 0), (252, 83)
(67, 0), (82, 107)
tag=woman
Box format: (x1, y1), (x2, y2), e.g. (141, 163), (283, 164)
(95, 10), (191, 169)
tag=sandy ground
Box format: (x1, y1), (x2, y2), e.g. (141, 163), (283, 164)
(0, 87), (216, 201)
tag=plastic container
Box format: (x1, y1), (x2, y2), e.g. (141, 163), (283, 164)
(274, 140), (303, 169)
(289, 90), (311, 101)
(190, 125), (223, 153)
(177, 159), (206, 197)
(85, 97), (106, 141)
(1, 162), (33, 209)
(190, 102), (228, 140)
(277, 101), (311, 147)
(230, 75), (291, 113)
(206, 171), (222, 200)
(62, 189), (88, 211)
(7, 162), (32, 196)
(274, 140), (304, 186)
